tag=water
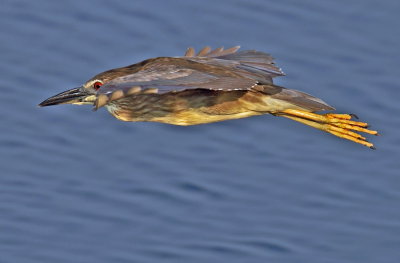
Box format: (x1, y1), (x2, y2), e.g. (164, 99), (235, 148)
(1, 0), (399, 262)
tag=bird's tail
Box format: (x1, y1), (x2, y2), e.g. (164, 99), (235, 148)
(260, 84), (335, 112)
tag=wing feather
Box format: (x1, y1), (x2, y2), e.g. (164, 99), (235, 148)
(206, 47), (224, 57)
(196, 46), (211, 56)
(94, 65), (256, 109)
(184, 47), (195, 57)
(218, 50), (284, 76)
(183, 45), (241, 58)
(183, 47), (284, 83)
(93, 46), (286, 109)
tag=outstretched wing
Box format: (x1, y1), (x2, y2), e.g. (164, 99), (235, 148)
(94, 46), (284, 109)
(94, 62), (256, 109)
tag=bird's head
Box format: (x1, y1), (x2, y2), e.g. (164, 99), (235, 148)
(39, 78), (105, 107)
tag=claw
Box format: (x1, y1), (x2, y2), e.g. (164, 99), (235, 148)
(350, 113), (359, 119)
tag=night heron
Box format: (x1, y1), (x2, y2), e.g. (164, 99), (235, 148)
(39, 46), (378, 148)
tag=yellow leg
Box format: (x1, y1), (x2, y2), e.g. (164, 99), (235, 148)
(280, 109), (379, 149)
(282, 109), (370, 127)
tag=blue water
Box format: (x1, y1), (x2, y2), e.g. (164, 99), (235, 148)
(1, 0), (399, 262)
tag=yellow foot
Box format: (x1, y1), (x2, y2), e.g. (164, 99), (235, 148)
(280, 109), (379, 149)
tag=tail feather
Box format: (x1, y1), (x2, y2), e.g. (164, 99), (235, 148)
(261, 84), (335, 112)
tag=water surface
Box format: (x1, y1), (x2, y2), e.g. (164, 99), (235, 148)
(1, 0), (399, 262)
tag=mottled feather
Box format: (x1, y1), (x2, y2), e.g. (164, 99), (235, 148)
(94, 46), (331, 112)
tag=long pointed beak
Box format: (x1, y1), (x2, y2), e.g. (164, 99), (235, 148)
(39, 88), (92, 107)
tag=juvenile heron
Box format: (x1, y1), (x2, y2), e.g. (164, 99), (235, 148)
(39, 46), (378, 148)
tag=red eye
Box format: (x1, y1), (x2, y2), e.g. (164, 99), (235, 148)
(93, 81), (103, 90)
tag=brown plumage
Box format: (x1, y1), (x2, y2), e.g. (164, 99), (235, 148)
(39, 46), (379, 148)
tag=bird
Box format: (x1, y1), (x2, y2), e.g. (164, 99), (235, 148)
(39, 46), (378, 149)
